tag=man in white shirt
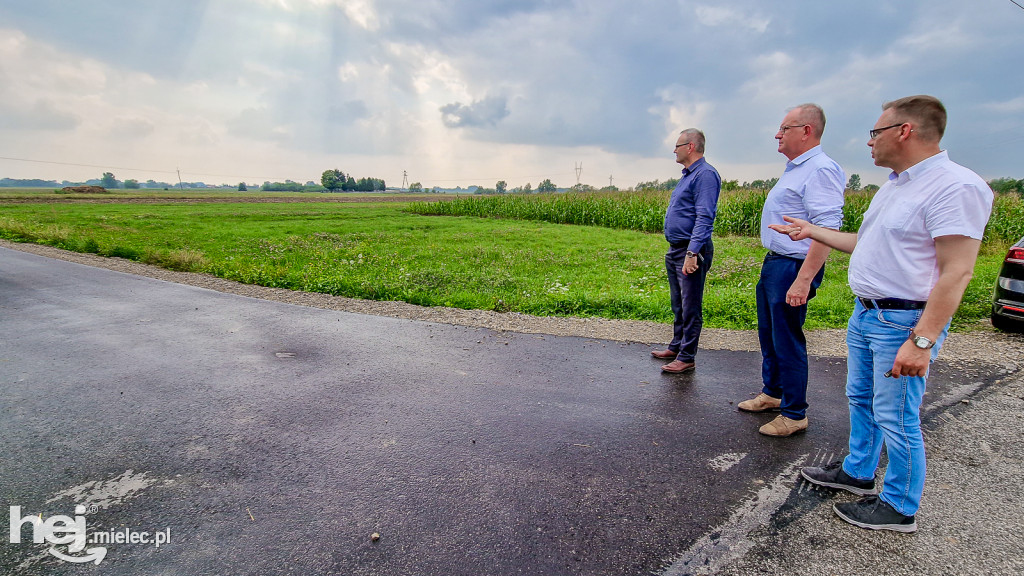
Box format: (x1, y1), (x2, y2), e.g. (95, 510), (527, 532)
(737, 104), (845, 437)
(770, 95), (993, 533)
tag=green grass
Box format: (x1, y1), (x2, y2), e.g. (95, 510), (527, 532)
(0, 194), (1011, 331)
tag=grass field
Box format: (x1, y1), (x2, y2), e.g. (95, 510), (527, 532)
(0, 188), (1013, 331)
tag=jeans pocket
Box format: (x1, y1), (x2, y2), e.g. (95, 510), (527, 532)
(875, 308), (922, 330)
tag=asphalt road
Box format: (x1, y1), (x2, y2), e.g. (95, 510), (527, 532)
(0, 247), (1002, 575)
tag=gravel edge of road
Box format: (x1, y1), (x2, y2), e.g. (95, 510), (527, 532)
(5, 239), (1024, 576)
(4, 239), (1022, 364)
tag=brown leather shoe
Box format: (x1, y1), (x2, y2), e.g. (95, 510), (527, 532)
(758, 414), (808, 437)
(651, 349), (678, 359)
(661, 360), (695, 373)
(737, 393), (782, 413)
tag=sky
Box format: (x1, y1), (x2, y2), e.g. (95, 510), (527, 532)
(1, 0), (1022, 189)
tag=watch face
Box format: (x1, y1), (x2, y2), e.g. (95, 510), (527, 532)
(913, 336), (932, 349)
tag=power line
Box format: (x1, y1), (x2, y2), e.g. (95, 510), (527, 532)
(0, 155), (177, 175)
(0, 155), (302, 182)
(0, 154), (580, 186)
(1011, 0), (1024, 10)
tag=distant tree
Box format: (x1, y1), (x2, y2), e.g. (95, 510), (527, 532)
(261, 181), (304, 192)
(124, 179), (140, 189)
(989, 177), (1024, 196)
(523, 183), (532, 194)
(864, 184), (880, 193)
(537, 179), (557, 193)
(722, 179), (740, 191)
(238, 182), (247, 191)
(599, 185), (619, 192)
(746, 178), (779, 190)
(100, 172), (117, 189)
(568, 183), (595, 193)
(321, 169), (346, 192)
(0, 178), (61, 187)
(408, 182), (423, 193)
(847, 174), (862, 191)
(495, 180), (508, 194)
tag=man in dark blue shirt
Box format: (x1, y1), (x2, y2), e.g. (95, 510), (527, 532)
(652, 129), (722, 373)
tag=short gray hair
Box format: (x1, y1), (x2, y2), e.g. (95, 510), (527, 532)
(791, 103), (826, 139)
(679, 128), (706, 153)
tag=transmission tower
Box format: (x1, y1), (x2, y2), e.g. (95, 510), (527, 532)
(402, 170), (409, 189)
(609, 174), (614, 188)
(575, 162), (583, 186)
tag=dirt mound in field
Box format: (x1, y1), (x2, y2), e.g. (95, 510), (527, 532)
(60, 186), (108, 194)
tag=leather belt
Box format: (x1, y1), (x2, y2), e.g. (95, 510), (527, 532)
(766, 250), (804, 261)
(858, 297), (927, 310)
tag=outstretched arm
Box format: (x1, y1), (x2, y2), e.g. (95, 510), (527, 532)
(769, 216), (859, 254)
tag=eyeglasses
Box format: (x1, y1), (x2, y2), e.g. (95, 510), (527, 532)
(777, 124), (808, 134)
(869, 123), (904, 139)
(675, 142), (692, 149)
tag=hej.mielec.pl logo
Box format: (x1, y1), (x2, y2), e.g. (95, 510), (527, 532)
(8, 505), (171, 565)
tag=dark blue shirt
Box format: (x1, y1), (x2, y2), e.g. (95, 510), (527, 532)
(663, 157), (721, 253)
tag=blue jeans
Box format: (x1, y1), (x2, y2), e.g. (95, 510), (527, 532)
(756, 253), (823, 420)
(841, 299), (947, 516)
(665, 241), (713, 363)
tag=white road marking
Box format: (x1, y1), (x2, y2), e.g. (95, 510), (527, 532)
(661, 455), (807, 576)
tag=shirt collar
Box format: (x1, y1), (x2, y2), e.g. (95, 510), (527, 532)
(784, 145), (822, 171)
(889, 150), (948, 185)
(681, 156), (707, 176)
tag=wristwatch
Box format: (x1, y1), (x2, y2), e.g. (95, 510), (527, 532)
(685, 251), (697, 258)
(909, 332), (934, 350)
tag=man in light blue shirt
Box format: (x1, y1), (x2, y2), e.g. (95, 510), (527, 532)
(737, 104), (845, 437)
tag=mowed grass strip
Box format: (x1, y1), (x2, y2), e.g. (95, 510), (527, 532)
(0, 198), (1009, 330)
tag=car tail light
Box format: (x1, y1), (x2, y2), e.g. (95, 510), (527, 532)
(1008, 247), (1024, 265)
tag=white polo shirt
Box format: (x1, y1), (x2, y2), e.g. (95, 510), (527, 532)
(848, 151), (993, 301)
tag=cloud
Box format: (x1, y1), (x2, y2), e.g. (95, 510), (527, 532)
(107, 115), (156, 139)
(985, 96), (1024, 113)
(1, 0), (1023, 187)
(328, 100), (370, 125)
(0, 99), (80, 131)
(440, 96), (510, 128)
(694, 4), (770, 32)
(226, 108), (292, 142)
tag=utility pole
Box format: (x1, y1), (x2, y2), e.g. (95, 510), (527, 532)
(176, 168), (183, 191)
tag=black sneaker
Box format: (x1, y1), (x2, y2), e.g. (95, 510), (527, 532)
(800, 461), (876, 495)
(833, 495), (917, 533)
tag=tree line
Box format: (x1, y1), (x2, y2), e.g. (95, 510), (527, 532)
(320, 169), (386, 192)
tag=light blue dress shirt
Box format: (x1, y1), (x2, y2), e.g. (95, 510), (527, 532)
(759, 145), (845, 258)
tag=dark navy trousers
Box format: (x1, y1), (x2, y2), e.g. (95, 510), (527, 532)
(756, 252), (824, 420)
(665, 241), (713, 363)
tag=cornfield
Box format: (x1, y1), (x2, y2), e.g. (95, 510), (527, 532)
(408, 188), (1021, 245)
